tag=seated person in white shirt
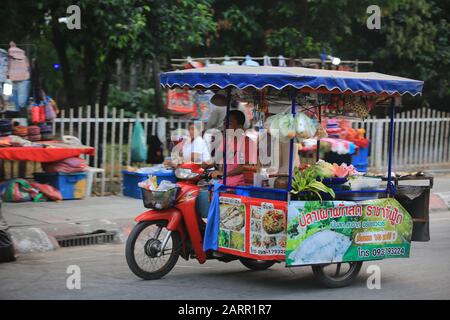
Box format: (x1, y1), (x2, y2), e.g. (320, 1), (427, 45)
(165, 122), (211, 167)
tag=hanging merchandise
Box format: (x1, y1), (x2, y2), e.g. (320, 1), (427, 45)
(8, 43), (30, 82)
(316, 123), (328, 139)
(166, 88), (195, 114)
(241, 55), (260, 66)
(205, 59), (219, 67)
(294, 112), (316, 139)
(188, 90), (214, 120)
(43, 96), (57, 120)
(0, 49), (8, 83)
(131, 121), (148, 163)
(278, 55), (287, 67)
(222, 55), (239, 66)
(263, 55), (272, 66)
(184, 56), (204, 69)
(345, 96), (369, 119)
(31, 104), (40, 124)
(12, 80), (31, 112)
(268, 113), (295, 142)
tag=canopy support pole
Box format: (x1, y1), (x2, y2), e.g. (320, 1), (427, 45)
(387, 97), (396, 196)
(287, 89), (297, 196)
(316, 104), (322, 161)
(222, 88), (232, 186)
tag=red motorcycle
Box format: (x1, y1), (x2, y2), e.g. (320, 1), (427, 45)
(125, 163), (276, 280)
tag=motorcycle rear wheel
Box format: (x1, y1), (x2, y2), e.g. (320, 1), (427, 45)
(126, 221), (181, 280)
(311, 261), (363, 288)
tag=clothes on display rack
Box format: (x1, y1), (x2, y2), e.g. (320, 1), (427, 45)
(12, 79), (30, 111)
(0, 49), (8, 83)
(8, 43), (30, 82)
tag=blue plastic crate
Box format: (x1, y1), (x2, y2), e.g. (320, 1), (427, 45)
(352, 146), (369, 166)
(122, 170), (176, 199)
(236, 186), (286, 201)
(33, 172), (87, 200)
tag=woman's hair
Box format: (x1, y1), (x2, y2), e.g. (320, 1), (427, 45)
(229, 109), (245, 127)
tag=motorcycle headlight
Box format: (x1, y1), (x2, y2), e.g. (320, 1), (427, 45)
(175, 168), (199, 179)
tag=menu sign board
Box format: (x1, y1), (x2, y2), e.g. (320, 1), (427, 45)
(218, 194), (287, 261)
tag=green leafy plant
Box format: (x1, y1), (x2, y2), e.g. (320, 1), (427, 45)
(290, 166), (335, 202)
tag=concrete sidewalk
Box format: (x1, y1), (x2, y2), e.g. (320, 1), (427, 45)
(1, 174), (449, 254)
(2, 196), (140, 253)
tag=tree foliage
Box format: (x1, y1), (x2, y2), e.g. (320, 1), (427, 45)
(1, 0), (449, 111)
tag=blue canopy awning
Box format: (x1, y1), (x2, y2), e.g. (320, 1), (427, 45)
(160, 66), (423, 96)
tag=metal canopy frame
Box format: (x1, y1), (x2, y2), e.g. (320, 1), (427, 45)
(220, 89), (397, 200)
(160, 66), (422, 201)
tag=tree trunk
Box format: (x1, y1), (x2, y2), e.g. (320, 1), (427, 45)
(50, 21), (75, 109)
(83, 42), (98, 109)
(152, 58), (163, 114)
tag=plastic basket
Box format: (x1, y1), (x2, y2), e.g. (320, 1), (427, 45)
(140, 187), (180, 210)
(122, 170), (176, 199)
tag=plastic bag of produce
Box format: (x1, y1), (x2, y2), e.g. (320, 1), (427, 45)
(279, 114), (296, 139)
(295, 113), (316, 139)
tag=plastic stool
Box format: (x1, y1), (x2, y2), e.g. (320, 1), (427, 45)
(86, 167), (106, 197)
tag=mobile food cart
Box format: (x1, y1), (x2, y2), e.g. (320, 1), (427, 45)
(128, 66), (423, 288)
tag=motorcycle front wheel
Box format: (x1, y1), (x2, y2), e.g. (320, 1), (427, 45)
(125, 221), (181, 280)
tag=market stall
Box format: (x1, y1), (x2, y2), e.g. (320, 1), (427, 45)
(0, 136), (95, 202)
(0, 144), (94, 162)
(128, 65), (424, 287)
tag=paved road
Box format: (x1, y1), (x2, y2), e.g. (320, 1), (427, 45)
(1, 211), (449, 300)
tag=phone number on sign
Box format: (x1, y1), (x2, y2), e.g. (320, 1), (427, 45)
(372, 247), (406, 257)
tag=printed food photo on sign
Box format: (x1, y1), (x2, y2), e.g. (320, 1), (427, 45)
(286, 199), (414, 266)
(219, 197), (246, 252)
(230, 231), (245, 251)
(262, 209), (285, 234)
(249, 203), (286, 256)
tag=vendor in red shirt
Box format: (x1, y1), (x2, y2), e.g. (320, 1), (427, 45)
(208, 109), (253, 186)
